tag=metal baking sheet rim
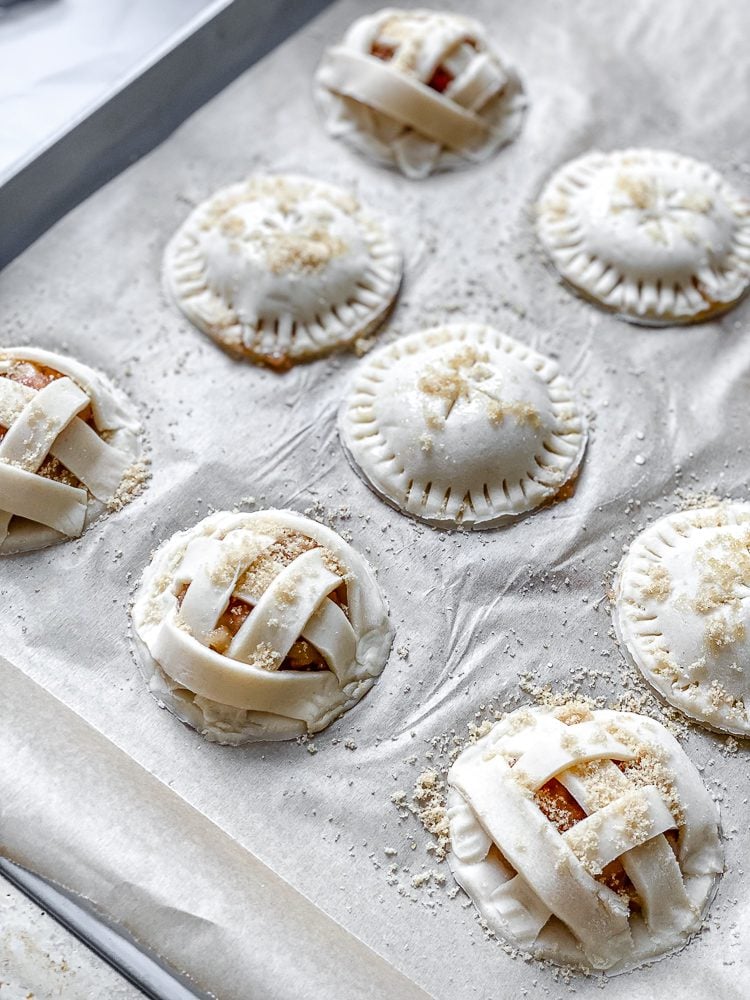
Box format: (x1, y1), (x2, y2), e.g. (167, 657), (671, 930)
(0, 0), (334, 271)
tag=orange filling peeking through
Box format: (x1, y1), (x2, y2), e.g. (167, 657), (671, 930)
(175, 535), (349, 673)
(369, 40), (454, 93)
(526, 761), (680, 909)
(534, 777), (640, 905)
(0, 360), (94, 488)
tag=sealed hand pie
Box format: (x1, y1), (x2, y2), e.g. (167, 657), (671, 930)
(448, 703), (722, 972)
(314, 7), (526, 179)
(0, 347), (144, 554)
(163, 174), (402, 370)
(537, 149), (750, 324)
(132, 509), (393, 744)
(338, 323), (586, 528)
(614, 502), (750, 735)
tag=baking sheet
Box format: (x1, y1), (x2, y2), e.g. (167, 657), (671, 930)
(1, 0), (750, 997)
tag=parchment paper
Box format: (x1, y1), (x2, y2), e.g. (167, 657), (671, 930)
(1, 1), (750, 997)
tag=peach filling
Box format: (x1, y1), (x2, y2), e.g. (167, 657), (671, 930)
(426, 65), (454, 93)
(0, 361), (94, 489)
(368, 39), (454, 93)
(533, 776), (641, 908)
(371, 42), (395, 61)
(176, 572), (348, 672)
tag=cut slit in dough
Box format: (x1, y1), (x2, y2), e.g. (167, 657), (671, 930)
(537, 149), (750, 325)
(314, 8), (526, 179)
(614, 501), (750, 735)
(0, 347), (144, 554)
(448, 703), (723, 972)
(163, 174), (402, 370)
(338, 323), (587, 529)
(131, 509), (394, 744)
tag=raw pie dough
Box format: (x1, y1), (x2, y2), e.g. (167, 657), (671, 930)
(163, 174), (402, 369)
(537, 149), (750, 324)
(614, 502), (750, 735)
(0, 347), (143, 554)
(447, 703), (722, 972)
(132, 509), (393, 743)
(314, 8), (526, 179)
(338, 324), (587, 528)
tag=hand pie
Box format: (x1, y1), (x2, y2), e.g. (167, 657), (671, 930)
(132, 509), (393, 744)
(537, 149), (750, 324)
(448, 703), (723, 972)
(314, 8), (526, 179)
(163, 174), (402, 370)
(338, 323), (586, 528)
(0, 347), (143, 554)
(614, 502), (750, 735)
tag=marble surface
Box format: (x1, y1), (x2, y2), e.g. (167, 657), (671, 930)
(0, 0), (223, 178)
(0, 880), (142, 999)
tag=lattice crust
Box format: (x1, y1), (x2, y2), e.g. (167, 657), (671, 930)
(447, 704), (723, 972)
(338, 323), (586, 529)
(314, 7), (526, 179)
(132, 509), (393, 744)
(537, 149), (750, 325)
(163, 175), (402, 370)
(614, 502), (750, 735)
(0, 347), (143, 555)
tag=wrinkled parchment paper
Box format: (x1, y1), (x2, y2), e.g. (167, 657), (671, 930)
(1, 1), (750, 997)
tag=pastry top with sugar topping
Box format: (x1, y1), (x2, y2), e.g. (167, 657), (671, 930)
(447, 703), (722, 972)
(163, 174), (402, 370)
(314, 7), (526, 179)
(132, 508), (393, 743)
(0, 346), (144, 554)
(338, 323), (586, 529)
(537, 149), (750, 324)
(615, 501), (750, 735)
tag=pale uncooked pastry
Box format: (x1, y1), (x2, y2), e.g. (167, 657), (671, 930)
(447, 702), (723, 972)
(614, 502), (750, 735)
(537, 149), (750, 324)
(132, 509), (393, 744)
(314, 8), (526, 179)
(0, 347), (144, 555)
(164, 175), (402, 369)
(338, 324), (586, 528)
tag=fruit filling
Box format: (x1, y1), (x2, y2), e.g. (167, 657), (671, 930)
(371, 42), (395, 61)
(175, 537), (350, 672)
(426, 65), (454, 93)
(0, 360), (93, 489)
(533, 776), (641, 907)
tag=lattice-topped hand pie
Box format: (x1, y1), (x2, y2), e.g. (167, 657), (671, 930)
(314, 8), (526, 179)
(132, 509), (393, 743)
(448, 703), (722, 972)
(164, 175), (402, 369)
(0, 347), (144, 554)
(537, 149), (750, 324)
(338, 324), (586, 528)
(615, 502), (750, 735)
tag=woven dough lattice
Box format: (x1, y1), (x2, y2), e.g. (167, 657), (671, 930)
(447, 704), (722, 971)
(132, 509), (393, 743)
(0, 348), (141, 554)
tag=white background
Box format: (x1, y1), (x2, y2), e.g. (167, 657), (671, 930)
(0, 0), (221, 179)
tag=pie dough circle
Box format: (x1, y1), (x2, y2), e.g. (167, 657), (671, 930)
(132, 508), (394, 744)
(0, 346), (143, 555)
(447, 703), (723, 972)
(537, 149), (750, 324)
(338, 324), (587, 529)
(614, 502), (750, 735)
(164, 174), (403, 369)
(314, 7), (526, 179)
